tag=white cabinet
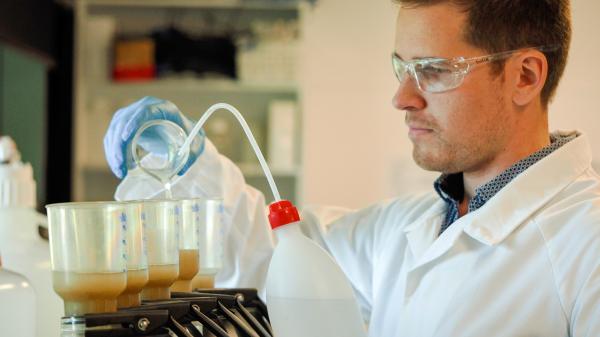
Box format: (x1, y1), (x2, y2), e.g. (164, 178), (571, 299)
(71, 0), (304, 204)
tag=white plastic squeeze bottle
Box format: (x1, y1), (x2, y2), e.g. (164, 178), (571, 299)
(0, 136), (62, 336)
(0, 253), (36, 337)
(265, 200), (368, 337)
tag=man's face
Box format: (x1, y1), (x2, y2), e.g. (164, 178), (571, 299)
(393, 3), (513, 174)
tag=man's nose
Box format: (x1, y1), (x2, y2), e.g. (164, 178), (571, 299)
(392, 77), (427, 111)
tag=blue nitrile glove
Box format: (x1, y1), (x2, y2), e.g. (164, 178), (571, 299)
(104, 96), (205, 179)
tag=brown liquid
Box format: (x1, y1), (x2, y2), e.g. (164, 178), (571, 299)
(52, 271), (127, 316)
(117, 269), (149, 308)
(170, 249), (199, 292)
(191, 273), (215, 290)
(141, 264), (178, 300)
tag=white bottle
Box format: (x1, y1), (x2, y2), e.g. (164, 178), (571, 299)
(265, 201), (367, 337)
(0, 254), (36, 337)
(0, 136), (63, 336)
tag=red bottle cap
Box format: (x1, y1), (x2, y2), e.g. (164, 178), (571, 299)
(268, 200), (300, 230)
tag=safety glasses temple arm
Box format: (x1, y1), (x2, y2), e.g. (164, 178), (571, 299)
(462, 45), (561, 66)
(462, 50), (520, 65)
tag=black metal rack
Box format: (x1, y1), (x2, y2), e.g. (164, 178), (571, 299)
(68, 288), (272, 337)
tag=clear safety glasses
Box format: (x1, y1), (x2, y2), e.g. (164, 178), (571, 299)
(391, 45), (559, 93)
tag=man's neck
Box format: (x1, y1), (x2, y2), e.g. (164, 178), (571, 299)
(460, 127), (551, 212)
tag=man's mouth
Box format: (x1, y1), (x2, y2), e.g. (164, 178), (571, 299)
(407, 123), (434, 139)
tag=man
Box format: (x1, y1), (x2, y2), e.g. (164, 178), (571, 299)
(105, 0), (600, 336)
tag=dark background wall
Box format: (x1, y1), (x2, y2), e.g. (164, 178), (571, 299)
(0, 0), (55, 64)
(0, 0), (73, 209)
(0, 44), (47, 206)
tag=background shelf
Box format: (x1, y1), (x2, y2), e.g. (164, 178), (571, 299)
(72, 0), (303, 204)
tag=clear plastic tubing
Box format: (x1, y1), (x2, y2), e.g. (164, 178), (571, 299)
(179, 103), (282, 202)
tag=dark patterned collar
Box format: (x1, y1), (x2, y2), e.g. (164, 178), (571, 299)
(434, 133), (577, 235)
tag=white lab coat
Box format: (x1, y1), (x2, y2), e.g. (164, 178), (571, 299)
(116, 130), (600, 337)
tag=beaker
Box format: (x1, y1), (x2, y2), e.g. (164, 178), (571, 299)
(128, 120), (189, 193)
(116, 201), (149, 308)
(139, 199), (180, 300)
(46, 202), (128, 316)
(191, 198), (224, 289)
(170, 199), (201, 292)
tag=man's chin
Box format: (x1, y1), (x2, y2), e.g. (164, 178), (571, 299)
(414, 160), (445, 173)
(412, 150), (460, 174)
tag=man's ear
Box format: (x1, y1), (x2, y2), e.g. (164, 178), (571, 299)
(511, 50), (548, 107)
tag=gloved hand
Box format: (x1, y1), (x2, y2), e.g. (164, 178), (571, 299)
(104, 96), (205, 179)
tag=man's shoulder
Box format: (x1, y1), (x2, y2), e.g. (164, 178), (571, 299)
(535, 167), (600, 231)
(532, 167), (600, 312)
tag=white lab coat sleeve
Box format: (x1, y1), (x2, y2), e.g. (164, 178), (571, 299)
(536, 190), (600, 337)
(571, 263), (600, 337)
(298, 202), (399, 322)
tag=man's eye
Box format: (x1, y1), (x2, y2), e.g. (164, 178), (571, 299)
(422, 64), (452, 74)
(417, 64), (452, 81)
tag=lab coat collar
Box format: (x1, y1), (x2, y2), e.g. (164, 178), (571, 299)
(462, 130), (591, 245)
(402, 197), (446, 259)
